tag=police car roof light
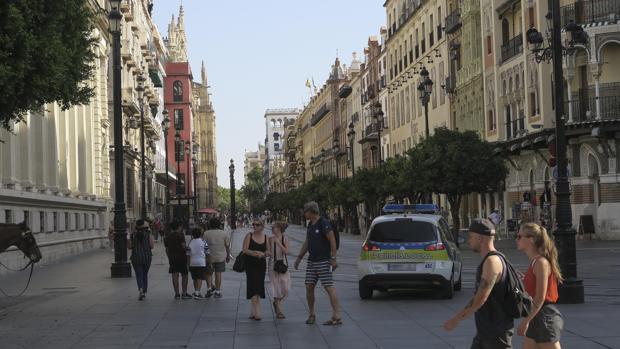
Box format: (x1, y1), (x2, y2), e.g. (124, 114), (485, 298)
(382, 203), (439, 214)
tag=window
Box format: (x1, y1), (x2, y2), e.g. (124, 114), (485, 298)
(177, 173), (186, 194)
(40, 212), (46, 233)
(173, 80), (183, 102)
(174, 109), (184, 130)
(421, 23), (426, 53)
(530, 92), (538, 116)
(437, 7), (443, 40)
(64, 212), (69, 231)
(273, 132), (280, 141)
(488, 110), (496, 131)
(486, 36), (492, 54)
(24, 210), (30, 227)
(430, 15), (434, 46)
(175, 140), (184, 162)
(369, 220), (438, 243)
(53, 212), (58, 232)
(528, 7), (535, 28)
(274, 143), (280, 152)
(85, 214), (89, 230)
(4, 210), (12, 224)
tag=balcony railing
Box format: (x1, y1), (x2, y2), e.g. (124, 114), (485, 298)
(568, 94), (620, 122)
(500, 34), (523, 63)
(360, 123), (379, 143)
(505, 113), (526, 140)
(561, 0), (620, 26)
(445, 9), (462, 34)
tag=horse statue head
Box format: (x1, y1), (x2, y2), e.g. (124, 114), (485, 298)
(0, 222), (42, 263)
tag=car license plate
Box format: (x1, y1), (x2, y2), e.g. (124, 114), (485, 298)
(388, 263), (418, 271)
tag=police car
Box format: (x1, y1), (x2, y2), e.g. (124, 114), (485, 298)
(357, 204), (462, 299)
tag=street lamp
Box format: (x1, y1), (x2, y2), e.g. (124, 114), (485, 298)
(229, 159), (237, 229)
(191, 142), (198, 218)
(185, 141), (191, 227)
(175, 130), (182, 221)
(332, 137), (340, 178)
(161, 110), (170, 223)
(526, 8), (585, 304)
(135, 72), (147, 219)
(347, 121), (356, 175)
(372, 102), (385, 167)
(418, 66), (433, 138)
(109, 0), (131, 278)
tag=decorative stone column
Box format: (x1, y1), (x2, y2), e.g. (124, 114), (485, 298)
(591, 63), (602, 120)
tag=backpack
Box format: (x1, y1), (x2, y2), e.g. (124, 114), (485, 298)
(485, 251), (533, 319)
(318, 217), (340, 250)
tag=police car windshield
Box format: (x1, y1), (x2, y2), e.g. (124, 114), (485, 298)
(369, 220), (438, 243)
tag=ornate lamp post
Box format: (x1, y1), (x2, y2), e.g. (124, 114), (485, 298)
(109, 0), (131, 278)
(332, 137), (340, 179)
(135, 72), (147, 219)
(417, 67), (433, 138)
(191, 152), (198, 218)
(229, 159), (237, 229)
(347, 121), (360, 235)
(372, 102), (385, 167)
(175, 130), (182, 220)
(526, 10), (587, 304)
(161, 110), (170, 223)
(185, 141), (191, 226)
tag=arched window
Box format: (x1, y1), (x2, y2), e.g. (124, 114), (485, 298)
(271, 119), (276, 127)
(273, 132), (280, 141)
(173, 81), (183, 102)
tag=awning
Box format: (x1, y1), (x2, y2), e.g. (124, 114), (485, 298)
(198, 208), (219, 214)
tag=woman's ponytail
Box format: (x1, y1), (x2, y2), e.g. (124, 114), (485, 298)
(522, 223), (564, 283)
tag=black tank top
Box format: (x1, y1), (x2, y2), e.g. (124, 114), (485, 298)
(474, 252), (514, 338)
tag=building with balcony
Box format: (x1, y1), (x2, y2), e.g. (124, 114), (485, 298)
(384, 0), (451, 161)
(263, 108), (299, 193)
(244, 144), (266, 182)
(483, 0), (620, 239)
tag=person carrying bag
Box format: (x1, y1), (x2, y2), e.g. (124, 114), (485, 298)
(269, 222), (291, 319)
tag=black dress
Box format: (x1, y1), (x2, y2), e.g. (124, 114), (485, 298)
(245, 235), (267, 299)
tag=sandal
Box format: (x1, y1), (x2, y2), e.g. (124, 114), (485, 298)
(305, 315), (316, 324)
(276, 312), (286, 319)
(248, 315), (255, 320)
(323, 317), (343, 326)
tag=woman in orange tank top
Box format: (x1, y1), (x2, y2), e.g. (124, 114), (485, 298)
(516, 223), (564, 349)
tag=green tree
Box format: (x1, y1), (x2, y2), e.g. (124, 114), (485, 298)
(217, 186), (231, 212)
(0, 0), (97, 130)
(410, 127), (508, 235)
(239, 167), (265, 214)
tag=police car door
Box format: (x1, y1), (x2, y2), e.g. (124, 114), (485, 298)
(439, 218), (461, 277)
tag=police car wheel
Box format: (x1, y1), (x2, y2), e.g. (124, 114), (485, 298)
(359, 281), (373, 300)
(441, 274), (455, 299)
(454, 270), (462, 291)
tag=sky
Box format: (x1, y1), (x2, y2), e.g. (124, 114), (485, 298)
(152, 0), (386, 188)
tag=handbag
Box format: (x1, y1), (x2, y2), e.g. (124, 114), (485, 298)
(232, 251), (246, 273)
(273, 237), (288, 274)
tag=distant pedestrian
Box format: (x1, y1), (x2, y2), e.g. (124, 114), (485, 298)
(489, 209), (502, 226)
(269, 221), (291, 319)
(188, 228), (209, 300)
(243, 218), (271, 320)
(516, 223), (564, 349)
(294, 201), (341, 326)
(444, 219), (514, 348)
(204, 217), (231, 298)
(164, 220), (192, 300)
(128, 219), (155, 300)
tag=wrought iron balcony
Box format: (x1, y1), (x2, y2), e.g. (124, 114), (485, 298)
(445, 9), (462, 34)
(561, 0), (620, 26)
(500, 34), (523, 63)
(360, 123), (379, 143)
(568, 94), (620, 122)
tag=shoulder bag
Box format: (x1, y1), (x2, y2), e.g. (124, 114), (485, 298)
(273, 236), (288, 274)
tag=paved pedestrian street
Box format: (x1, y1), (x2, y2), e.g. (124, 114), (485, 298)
(1, 225), (619, 349)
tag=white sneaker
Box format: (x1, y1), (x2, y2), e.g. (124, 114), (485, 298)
(214, 290), (222, 298)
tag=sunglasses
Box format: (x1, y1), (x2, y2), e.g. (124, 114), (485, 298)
(252, 223), (263, 227)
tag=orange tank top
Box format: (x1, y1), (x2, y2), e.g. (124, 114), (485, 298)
(524, 257), (559, 304)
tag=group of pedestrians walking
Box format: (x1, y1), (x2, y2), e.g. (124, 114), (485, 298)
(126, 216), (230, 301)
(444, 218), (564, 349)
(240, 201), (341, 325)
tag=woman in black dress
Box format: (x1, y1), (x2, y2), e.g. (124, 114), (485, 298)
(243, 218), (271, 320)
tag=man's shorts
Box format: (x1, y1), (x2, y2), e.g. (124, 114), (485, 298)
(207, 262), (226, 274)
(189, 266), (207, 280)
(470, 330), (513, 349)
(305, 260), (334, 287)
(168, 260), (188, 274)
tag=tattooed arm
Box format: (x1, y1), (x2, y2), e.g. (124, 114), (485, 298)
(443, 255), (503, 331)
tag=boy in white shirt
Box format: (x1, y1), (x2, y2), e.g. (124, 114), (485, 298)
(187, 228), (210, 299)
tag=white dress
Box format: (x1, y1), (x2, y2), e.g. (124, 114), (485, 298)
(268, 235), (291, 299)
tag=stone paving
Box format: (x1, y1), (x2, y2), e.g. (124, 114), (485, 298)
(1, 224), (619, 348)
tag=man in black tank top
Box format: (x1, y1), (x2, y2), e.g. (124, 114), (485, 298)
(443, 219), (514, 349)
